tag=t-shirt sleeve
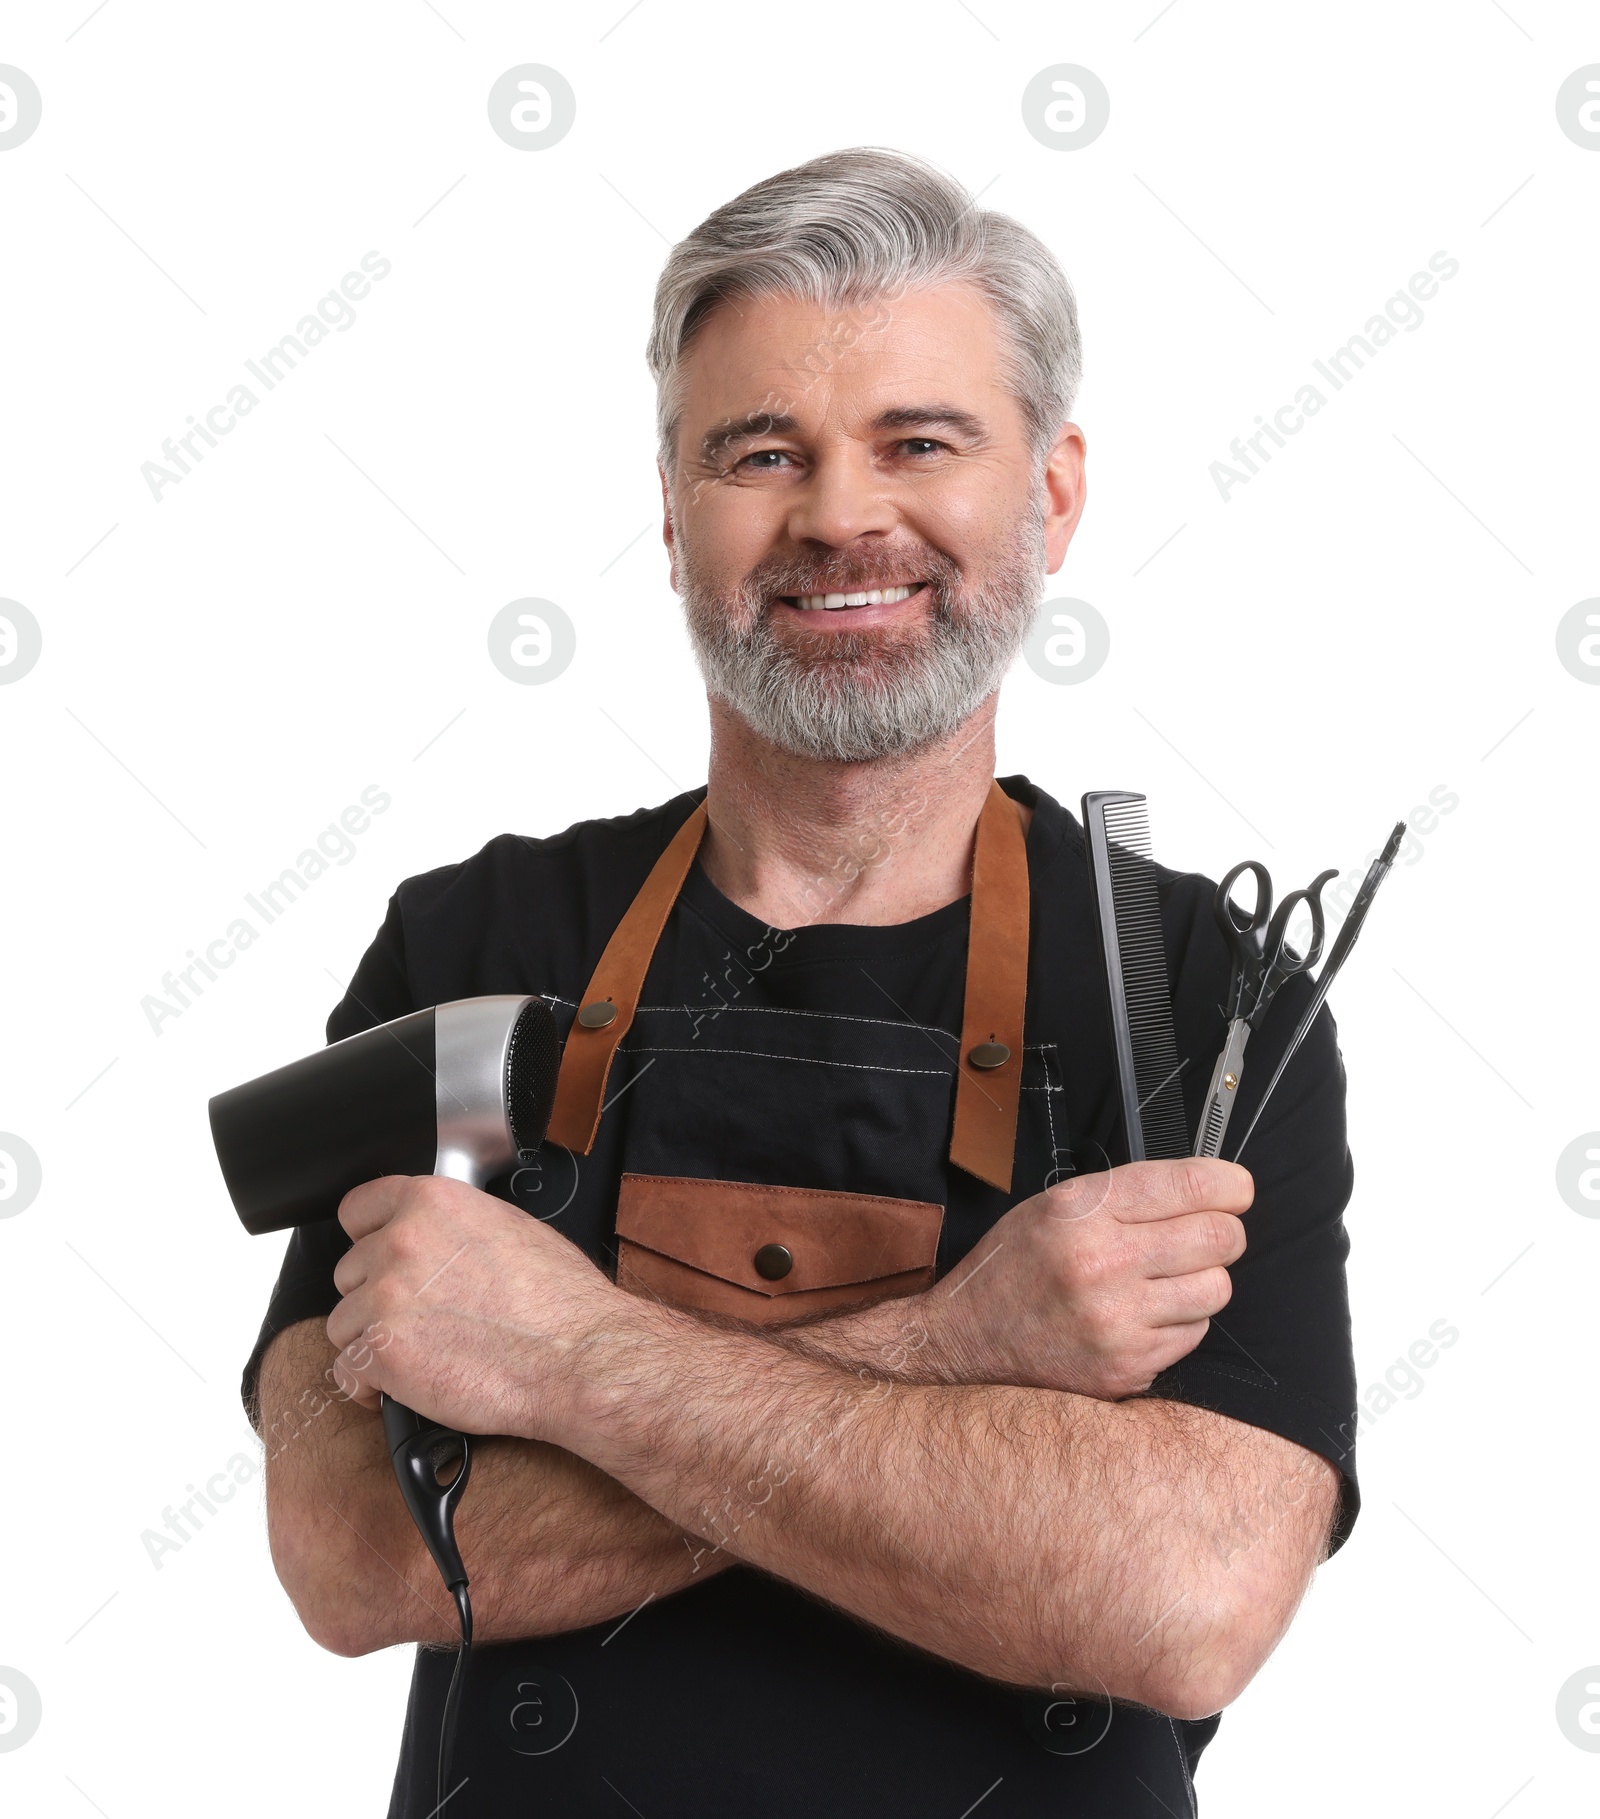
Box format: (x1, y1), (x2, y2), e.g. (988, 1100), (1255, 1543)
(1147, 878), (1362, 1555)
(238, 892), (416, 1429)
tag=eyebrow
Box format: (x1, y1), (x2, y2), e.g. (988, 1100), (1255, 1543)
(697, 403), (989, 467)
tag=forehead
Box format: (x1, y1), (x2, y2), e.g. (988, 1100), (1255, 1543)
(674, 282), (1014, 442)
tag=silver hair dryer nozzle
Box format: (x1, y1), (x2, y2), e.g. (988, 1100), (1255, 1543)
(208, 995), (561, 1235)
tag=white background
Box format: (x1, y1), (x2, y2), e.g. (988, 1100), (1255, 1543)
(1, 2), (1597, 1814)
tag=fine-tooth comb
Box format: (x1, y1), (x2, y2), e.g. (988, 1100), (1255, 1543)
(1082, 790), (1191, 1162)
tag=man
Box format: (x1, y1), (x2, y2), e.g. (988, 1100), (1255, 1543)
(247, 147), (1358, 1816)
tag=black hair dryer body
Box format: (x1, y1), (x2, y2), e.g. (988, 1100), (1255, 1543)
(209, 995), (561, 1594)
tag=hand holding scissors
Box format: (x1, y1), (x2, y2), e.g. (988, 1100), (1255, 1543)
(1193, 861), (1338, 1159)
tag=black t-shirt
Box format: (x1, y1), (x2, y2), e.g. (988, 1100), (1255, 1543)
(243, 775), (1359, 1818)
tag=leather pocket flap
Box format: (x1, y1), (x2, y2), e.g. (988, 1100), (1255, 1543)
(616, 1173), (943, 1297)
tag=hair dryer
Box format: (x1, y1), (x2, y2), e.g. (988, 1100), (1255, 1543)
(210, 993), (560, 1806)
(209, 994), (561, 1591)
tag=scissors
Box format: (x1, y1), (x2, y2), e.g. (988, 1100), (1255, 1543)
(1193, 861), (1339, 1159)
(1230, 820), (1406, 1163)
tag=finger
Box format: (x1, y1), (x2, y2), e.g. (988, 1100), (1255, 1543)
(332, 1354), (380, 1410)
(331, 1243), (371, 1296)
(1108, 1158), (1254, 1224)
(327, 1293), (375, 1358)
(337, 1175), (412, 1241)
(1139, 1318), (1212, 1378)
(328, 1344), (372, 1405)
(1142, 1265), (1235, 1327)
(1137, 1209), (1248, 1279)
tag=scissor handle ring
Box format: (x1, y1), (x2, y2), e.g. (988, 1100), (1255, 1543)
(1215, 860), (1272, 941)
(1260, 867), (1340, 986)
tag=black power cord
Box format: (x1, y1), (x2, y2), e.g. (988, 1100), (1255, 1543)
(381, 1400), (477, 1815)
(438, 1582), (473, 1813)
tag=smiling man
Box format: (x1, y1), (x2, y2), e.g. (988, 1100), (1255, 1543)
(245, 148), (1359, 1817)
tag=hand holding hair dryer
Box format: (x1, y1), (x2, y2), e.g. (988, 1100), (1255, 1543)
(208, 995), (561, 1593)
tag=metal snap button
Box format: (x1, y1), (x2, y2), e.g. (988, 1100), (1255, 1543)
(967, 1041), (1011, 1070)
(577, 1001), (618, 1029)
(754, 1242), (793, 1280)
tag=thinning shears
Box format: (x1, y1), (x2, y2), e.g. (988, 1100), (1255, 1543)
(1193, 861), (1339, 1159)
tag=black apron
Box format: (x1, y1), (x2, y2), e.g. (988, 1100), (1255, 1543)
(403, 779), (1211, 1816)
(546, 779), (1031, 1320)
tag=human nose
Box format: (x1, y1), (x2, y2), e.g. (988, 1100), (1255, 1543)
(782, 443), (899, 547)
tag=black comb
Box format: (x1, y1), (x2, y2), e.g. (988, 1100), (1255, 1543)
(1082, 791), (1191, 1161)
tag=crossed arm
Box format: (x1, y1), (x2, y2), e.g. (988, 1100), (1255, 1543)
(258, 1159), (1340, 1721)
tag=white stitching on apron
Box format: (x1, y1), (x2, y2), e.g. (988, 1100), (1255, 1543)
(1165, 1714), (1199, 1816)
(634, 1002), (961, 1039)
(617, 1045), (951, 1079)
(1038, 1043), (1076, 1189)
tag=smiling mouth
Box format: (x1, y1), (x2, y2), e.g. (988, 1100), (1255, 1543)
(777, 582), (928, 612)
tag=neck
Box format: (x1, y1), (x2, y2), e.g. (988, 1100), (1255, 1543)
(698, 696), (1002, 929)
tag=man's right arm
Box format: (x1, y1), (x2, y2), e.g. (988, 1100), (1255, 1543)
(257, 1317), (732, 1656)
(259, 1289), (974, 1658)
(259, 1162), (1242, 1656)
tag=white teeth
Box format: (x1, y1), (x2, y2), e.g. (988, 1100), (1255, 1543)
(790, 583), (921, 611)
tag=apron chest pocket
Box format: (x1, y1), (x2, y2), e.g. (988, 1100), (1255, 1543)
(614, 1173), (944, 1326)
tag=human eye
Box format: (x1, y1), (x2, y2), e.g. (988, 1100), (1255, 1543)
(732, 447), (798, 473)
(896, 437), (949, 458)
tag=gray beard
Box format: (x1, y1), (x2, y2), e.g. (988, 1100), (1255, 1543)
(677, 493), (1049, 764)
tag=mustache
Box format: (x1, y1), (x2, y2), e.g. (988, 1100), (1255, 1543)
(745, 553), (959, 601)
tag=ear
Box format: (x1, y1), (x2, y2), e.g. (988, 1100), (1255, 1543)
(659, 464), (678, 592)
(1040, 423), (1088, 575)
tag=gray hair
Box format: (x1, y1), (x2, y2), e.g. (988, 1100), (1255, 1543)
(645, 146), (1081, 479)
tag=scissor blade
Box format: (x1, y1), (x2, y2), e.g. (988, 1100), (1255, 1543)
(1194, 1020), (1251, 1158)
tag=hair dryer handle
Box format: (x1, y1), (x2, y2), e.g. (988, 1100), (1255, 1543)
(381, 1394), (472, 1593)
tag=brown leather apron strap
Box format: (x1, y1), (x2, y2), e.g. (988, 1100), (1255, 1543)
(947, 781), (1030, 1193)
(547, 782), (1031, 1191)
(544, 802), (708, 1154)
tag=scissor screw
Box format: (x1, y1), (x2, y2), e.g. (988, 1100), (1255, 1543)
(1224, 1073), (1238, 1090)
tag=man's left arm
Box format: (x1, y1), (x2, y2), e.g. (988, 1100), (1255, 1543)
(551, 1299), (1337, 1720)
